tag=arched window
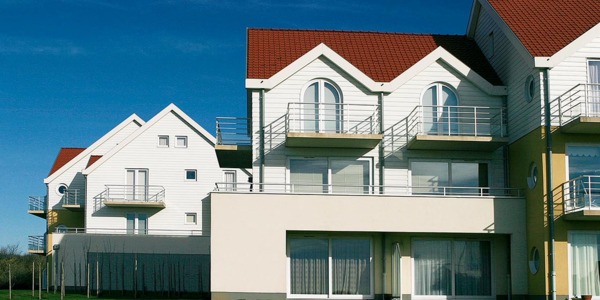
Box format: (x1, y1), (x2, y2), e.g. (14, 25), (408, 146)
(301, 79), (342, 133)
(421, 83), (459, 135)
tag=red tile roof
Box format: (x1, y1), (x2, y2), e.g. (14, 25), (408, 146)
(488, 0), (600, 57)
(48, 148), (86, 176)
(247, 29), (503, 85)
(86, 155), (102, 168)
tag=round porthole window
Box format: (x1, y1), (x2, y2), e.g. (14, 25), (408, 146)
(525, 75), (535, 103)
(56, 184), (68, 196)
(529, 247), (540, 274)
(527, 162), (538, 189)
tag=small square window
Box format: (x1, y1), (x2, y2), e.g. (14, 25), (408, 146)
(185, 213), (197, 225)
(185, 169), (197, 181)
(158, 135), (169, 147)
(176, 136), (188, 148)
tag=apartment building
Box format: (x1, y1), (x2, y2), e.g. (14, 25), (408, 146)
(28, 104), (240, 294)
(467, 0), (600, 299)
(211, 28), (527, 300)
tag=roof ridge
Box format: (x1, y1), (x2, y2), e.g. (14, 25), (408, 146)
(247, 27), (466, 38)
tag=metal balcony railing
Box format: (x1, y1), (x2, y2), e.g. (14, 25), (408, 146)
(216, 117), (251, 146)
(62, 189), (84, 206)
(550, 83), (600, 125)
(28, 235), (45, 252)
(286, 102), (380, 135)
(54, 227), (205, 236)
(384, 105), (506, 149)
(28, 196), (46, 211)
(214, 182), (522, 197)
(95, 185), (165, 203)
(563, 175), (600, 213)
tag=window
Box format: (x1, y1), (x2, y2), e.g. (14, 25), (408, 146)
(413, 239), (491, 296)
(525, 75), (535, 103)
(126, 169), (148, 201)
(288, 237), (372, 298)
(587, 60), (600, 115)
(185, 213), (197, 225)
(527, 162), (538, 189)
(288, 158), (371, 194)
(301, 79), (342, 133)
(411, 161), (488, 195)
(223, 170), (237, 191)
(56, 183), (68, 196)
(421, 83), (459, 135)
(529, 247), (540, 274)
(176, 136), (188, 148)
(158, 135), (169, 147)
(569, 232), (600, 296)
(126, 213), (148, 235)
(185, 169), (197, 181)
(567, 145), (600, 209)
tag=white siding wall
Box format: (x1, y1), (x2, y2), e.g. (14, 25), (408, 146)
(548, 34), (600, 103)
(85, 112), (222, 236)
(47, 121), (141, 210)
(472, 8), (540, 142)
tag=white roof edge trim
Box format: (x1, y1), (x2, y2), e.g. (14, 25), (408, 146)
(534, 23), (600, 69)
(245, 43), (382, 91)
(246, 43), (505, 95)
(385, 47), (507, 95)
(44, 114), (145, 184)
(466, 0), (481, 37)
(83, 103), (216, 176)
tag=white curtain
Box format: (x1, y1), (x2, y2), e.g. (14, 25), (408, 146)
(588, 61), (600, 116)
(414, 240), (452, 295)
(331, 239), (370, 295)
(331, 160), (369, 194)
(571, 233), (600, 296)
(391, 242), (402, 299)
(290, 239), (329, 295)
(289, 159), (328, 193)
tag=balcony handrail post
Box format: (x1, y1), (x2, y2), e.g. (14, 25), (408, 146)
(588, 176), (592, 210)
(474, 107), (478, 136)
(584, 83), (589, 116)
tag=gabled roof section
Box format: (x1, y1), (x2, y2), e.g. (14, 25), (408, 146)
(247, 28), (503, 87)
(83, 103), (216, 175)
(486, 0), (600, 57)
(48, 148), (86, 176)
(44, 114), (145, 183)
(86, 155), (102, 168)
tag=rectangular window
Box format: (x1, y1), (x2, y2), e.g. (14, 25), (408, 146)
(185, 213), (197, 225)
(569, 232), (600, 296)
(289, 237), (372, 298)
(126, 213), (135, 234)
(186, 169), (197, 181)
(288, 158), (371, 194)
(138, 213), (148, 235)
(176, 136), (188, 148)
(223, 170), (237, 191)
(411, 161), (488, 195)
(158, 135), (169, 147)
(567, 145), (600, 209)
(588, 60), (600, 116)
(413, 239), (491, 296)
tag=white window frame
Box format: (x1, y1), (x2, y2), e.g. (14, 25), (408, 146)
(410, 237), (495, 299)
(286, 157), (373, 194)
(175, 135), (188, 148)
(286, 234), (374, 299)
(158, 135), (169, 147)
(185, 169), (197, 181)
(185, 212), (197, 225)
(299, 79), (343, 133)
(126, 213), (149, 235)
(223, 170), (237, 191)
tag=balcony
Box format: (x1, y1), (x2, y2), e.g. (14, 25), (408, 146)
(28, 196), (46, 218)
(550, 83), (600, 133)
(214, 182), (522, 197)
(562, 176), (600, 221)
(54, 227), (205, 236)
(93, 185), (166, 210)
(285, 102), (382, 148)
(385, 105), (507, 152)
(215, 117), (252, 168)
(62, 189), (84, 211)
(28, 235), (45, 255)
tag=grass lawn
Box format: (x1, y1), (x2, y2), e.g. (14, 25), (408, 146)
(0, 289), (97, 299)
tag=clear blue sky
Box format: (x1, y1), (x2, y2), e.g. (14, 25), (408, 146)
(0, 0), (472, 253)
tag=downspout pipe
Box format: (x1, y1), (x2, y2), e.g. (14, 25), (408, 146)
(542, 68), (556, 300)
(259, 89), (265, 191)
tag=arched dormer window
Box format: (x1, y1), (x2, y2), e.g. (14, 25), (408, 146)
(301, 79), (342, 133)
(421, 83), (459, 135)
